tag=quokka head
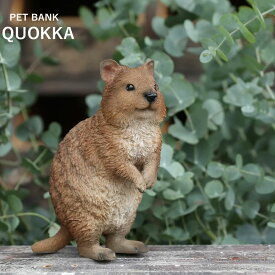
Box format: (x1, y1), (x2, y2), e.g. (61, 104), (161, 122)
(99, 59), (166, 127)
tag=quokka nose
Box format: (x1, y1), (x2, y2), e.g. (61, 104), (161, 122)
(143, 92), (157, 103)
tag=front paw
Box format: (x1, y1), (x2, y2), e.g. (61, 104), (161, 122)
(143, 174), (157, 189)
(136, 180), (146, 193)
(137, 186), (146, 193)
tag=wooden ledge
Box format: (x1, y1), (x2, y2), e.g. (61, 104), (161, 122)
(1, 245), (275, 274)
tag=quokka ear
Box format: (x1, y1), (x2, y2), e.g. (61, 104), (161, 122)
(100, 59), (120, 82)
(145, 59), (154, 75)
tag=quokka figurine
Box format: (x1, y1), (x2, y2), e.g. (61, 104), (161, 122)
(32, 59), (166, 261)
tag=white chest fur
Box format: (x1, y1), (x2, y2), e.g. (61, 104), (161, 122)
(120, 122), (159, 160)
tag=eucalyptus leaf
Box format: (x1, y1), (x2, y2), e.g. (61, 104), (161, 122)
(163, 188), (184, 200)
(224, 188), (235, 210)
(204, 180), (224, 198)
(0, 142), (12, 157)
(168, 117), (198, 145)
(7, 194), (23, 213)
(138, 193), (154, 211)
(0, 221), (9, 232)
(200, 50), (213, 63)
(152, 17), (168, 37)
(164, 24), (188, 57)
(243, 200), (260, 219)
(207, 162), (224, 178)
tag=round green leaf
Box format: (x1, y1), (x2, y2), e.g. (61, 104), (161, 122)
(243, 200), (260, 219)
(255, 176), (275, 194)
(174, 172), (194, 195)
(267, 222), (275, 229)
(163, 226), (189, 241)
(1, 38), (21, 67)
(167, 74), (195, 115)
(152, 17), (168, 37)
(270, 204), (275, 213)
(223, 165), (241, 182)
(42, 132), (58, 150)
(236, 154), (243, 169)
(184, 19), (198, 42)
(79, 6), (95, 30)
(175, 0), (196, 11)
(9, 216), (20, 231)
(117, 37), (140, 56)
(138, 193), (154, 211)
(168, 118), (198, 144)
(0, 142), (12, 157)
(166, 201), (186, 219)
(6, 70), (21, 91)
(145, 189), (156, 197)
(0, 221), (9, 232)
(16, 116), (44, 141)
(151, 51), (174, 77)
(49, 122), (62, 136)
(162, 188), (184, 200)
(203, 99), (225, 126)
(153, 180), (170, 192)
(221, 235), (240, 245)
(199, 50), (213, 63)
(224, 188), (235, 210)
(223, 84), (254, 107)
(236, 224), (262, 244)
(242, 164), (263, 184)
(166, 161), (185, 178)
(160, 143), (173, 169)
(7, 194), (23, 213)
(164, 24), (188, 57)
(85, 94), (102, 117)
(207, 162), (224, 178)
(48, 223), (60, 237)
(204, 180), (224, 198)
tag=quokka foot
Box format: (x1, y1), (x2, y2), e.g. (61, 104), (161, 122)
(78, 245), (116, 261)
(106, 236), (148, 254)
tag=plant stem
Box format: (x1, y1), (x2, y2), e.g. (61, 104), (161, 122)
(21, 107), (39, 152)
(195, 179), (215, 212)
(184, 109), (195, 132)
(25, 41), (58, 78)
(34, 148), (48, 165)
(240, 169), (275, 183)
(0, 212), (53, 224)
(195, 210), (216, 241)
(107, 4), (130, 37)
(215, 5), (275, 53)
(0, 159), (20, 166)
(255, 47), (275, 100)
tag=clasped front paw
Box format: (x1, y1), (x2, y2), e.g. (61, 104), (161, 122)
(136, 180), (146, 193)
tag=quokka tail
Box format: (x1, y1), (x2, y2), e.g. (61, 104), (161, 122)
(31, 226), (72, 253)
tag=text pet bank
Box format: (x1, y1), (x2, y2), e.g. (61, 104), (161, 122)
(3, 13), (74, 43)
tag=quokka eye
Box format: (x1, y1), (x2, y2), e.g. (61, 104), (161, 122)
(126, 84), (135, 91)
(154, 83), (159, 91)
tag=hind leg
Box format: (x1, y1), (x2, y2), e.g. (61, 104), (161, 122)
(78, 243), (116, 261)
(68, 222), (116, 261)
(105, 233), (148, 254)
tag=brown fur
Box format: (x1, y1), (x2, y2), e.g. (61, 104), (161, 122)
(31, 60), (166, 261)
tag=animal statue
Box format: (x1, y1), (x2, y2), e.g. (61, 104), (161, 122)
(32, 59), (166, 261)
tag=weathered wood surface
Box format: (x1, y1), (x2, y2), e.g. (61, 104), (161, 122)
(1, 245), (275, 274)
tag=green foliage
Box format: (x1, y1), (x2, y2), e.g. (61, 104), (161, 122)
(1, 0), (275, 246)
(84, 0), (275, 244)
(0, 34), (62, 244)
